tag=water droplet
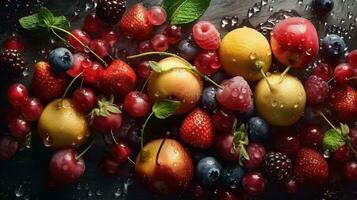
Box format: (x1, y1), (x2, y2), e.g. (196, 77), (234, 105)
(113, 187), (122, 197)
(261, 0), (268, 6)
(268, 6), (274, 12)
(280, 104), (284, 108)
(249, 52), (257, 60)
(87, 190), (93, 197)
(220, 16), (230, 29)
(76, 183), (81, 190)
(96, 189), (102, 196)
(271, 100), (278, 107)
(84, 183), (89, 190)
(294, 104), (299, 108)
(297, 0), (303, 6)
(14, 185), (24, 197)
(85, 0), (95, 10)
(43, 135), (53, 147)
(247, 8), (254, 18)
(323, 149), (330, 158)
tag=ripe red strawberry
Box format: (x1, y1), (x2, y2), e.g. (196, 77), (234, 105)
(293, 148), (329, 185)
(328, 84), (357, 121)
(97, 59), (137, 98)
(180, 108), (214, 149)
(119, 3), (153, 40)
(31, 61), (68, 102)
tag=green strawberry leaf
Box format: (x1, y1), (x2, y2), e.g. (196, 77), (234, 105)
(163, 0), (211, 24)
(322, 129), (345, 152)
(148, 61), (163, 73)
(240, 145), (250, 161)
(152, 100), (181, 119)
(340, 123), (350, 137)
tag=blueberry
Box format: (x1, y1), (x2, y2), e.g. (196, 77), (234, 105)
(212, 70), (228, 84)
(304, 105), (319, 122)
(196, 157), (222, 186)
(201, 86), (218, 111)
(321, 34), (347, 62)
(312, 0), (334, 14)
(49, 47), (73, 72)
(236, 104), (255, 121)
(178, 39), (199, 60)
(221, 165), (244, 189)
(247, 116), (269, 142)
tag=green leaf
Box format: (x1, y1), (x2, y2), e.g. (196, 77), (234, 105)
(148, 61), (163, 73)
(163, 0), (211, 24)
(163, 0), (185, 18)
(240, 145), (250, 161)
(152, 100), (181, 119)
(340, 123), (350, 137)
(107, 105), (121, 114)
(19, 13), (41, 31)
(322, 129), (345, 152)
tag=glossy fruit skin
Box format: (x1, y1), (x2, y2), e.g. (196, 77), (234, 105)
(123, 91), (151, 117)
(151, 34), (169, 52)
(135, 139), (193, 195)
(201, 86), (219, 111)
(91, 112), (122, 135)
(72, 88), (97, 113)
(49, 47), (73, 72)
(216, 133), (240, 162)
(304, 75), (329, 104)
(0, 136), (18, 160)
(67, 29), (91, 52)
(67, 53), (90, 77)
(212, 107), (236, 131)
(242, 172), (266, 196)
(271, 17), (319, 68)
(111, 141), (131, 164)
(178, 39), (200, 61)
(343, 161), (357, 181)
(221, 166), (244, 189)
(247, 117), (269, 142)
(332, 144), (352, 163)
(192, 21), (221, 51)
(89, 39), (109, 58)
(243, 143), (266, 169)
(196, 156), (222, 186)
(194, 50), (221, 75)
(21, 98), (43, 121)
(138, 40), (154, 53)
(49, 149), (85, 185)
(298, 124), (323, 148)
(3, 36), (25, 53)
(274, 133), (300, 156)
(313, 63), (333, 81)
(147, 57), (203, 114)
(83, 13), (104, 35)
(8, 117), (30, 139)
(96, 0), (126, 24)
(100, 156), (122, 176)
(334, 63), (354, 84)
(321, 34), (346, 62)
(83, 61), (104, 84)
(101, 28), (118, 46)
(312, 0), (334, 14)
(7, 83), (28, 106)
(147, 6), (167, 26)
(163, 24), (182, 45)
(38, 99), (89, 149)
(328, 84), (357, 121)
(347, 49), (357, 68)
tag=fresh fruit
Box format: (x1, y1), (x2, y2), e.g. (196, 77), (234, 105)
(83, 13), (104, 35)
(8, 117), (30, 139)
(215, 190), (239, 200)
(135, 139), (193, 195)
(212, 107), (236, 131)
(192, 21), (220, 51)
(312, 0), (334, 14)
(31, 61), (68, 102)
(101, 28), (118, 46)
(191, 183), (210, 200)
(3, 36), (25, 53)
(111, 141), (131, 164)
(0, 49), (25, 76)
(100, 156), (122, 176)
(242, 172), (266, 196)
(293, 148), (329, 185)
(247, 116), (269, 142)
(334, 63), (354, 84)
(332, 144), (352, 163)
(82, 61), (104, 84)
(304, 75), (329, 104)
(136, 61), (151, 79)
(67, 53), (90, 77)
(298, 124), (324, 148)
(216, 76), (253, 112)
(151, 34), (169, 52)
(274, 133), (300, 156)
(72, 88), (97, 113)
(349, 128), (357, 151)
(216, 133), (240, 162)
(49, 47), (73, 72)
(147, 6), (167, 26)
(163, 24), (182, 45)
(89, 39), (109, 58)
(263, 152), (292, 183)
(271, 17), (319, 68)
(343, 161), (357, 181)
(21, 98), (43, 121)
(98, 59), (137, 98)
(0, 136), (18, 160)
(178, 39), (200, 60)
(285, 179), (299, 194)
(38, 99), (89, 149)
(313, 62), (333, 81)
(221, 165), (244, 189)
(147, 57), (203, 114)
(180, 108), (214, 149)
(254, 73), (306, 126)
(67, 29), (91, 52)
(194, 50), (221, 75)
(49, 149), (85, 185)
(96, 0), (126, 24)
(321, 34), (346, 62)
(196, 156), (222, 186)
(219, 27), (272, 81)
(90, 96), (122, 135)
(347, 49), (357, 68)
(119, 3), (153, 40)
(138, 40), (154, 53)
(243, 143), (266, 169)
(7, 83), (28, 106)
(328, 84), (357, 121)
(201, 86), (219, 111)
(123, 91), (151, 117)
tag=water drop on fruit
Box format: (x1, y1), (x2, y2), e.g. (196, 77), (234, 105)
(44, 135), (53, 147)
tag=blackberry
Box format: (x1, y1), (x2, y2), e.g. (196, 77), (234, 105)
(317, 186), (340, 200)
(0, 49), (25, 76)
(96, 0), (126, 24)
(263, 152), (292, 183)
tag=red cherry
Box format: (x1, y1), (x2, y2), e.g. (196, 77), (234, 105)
(151, 34), (169, 52)
(216, 190), (239, 200)
(332, 144), (353, 163)
(67, 29), (91, 52)
(194, 50), (221, 75)
(334, 63), (354, 84)
(67, 53), (91, 77)
(111, 141), (131, 164)
(163, 24), (183, 45)
(72, 88), (97, 113)
(347, 50), (357, 68)
(21, 98), (43, 121)
(82, 61), (104, 84)
(285, 179), (299, 194)
(0, 136), (18, 160)
(89, 39), (109, 58)
(137, 40), (154, 53)
(298, 124), (323, 148)
(83, 13), (104, 35)
(8, 117), (30, 139)
(212, 107), (236, 131)
(274, 133), (300, 156)
(49, 149), (85, 185)
(3, 36), (25, 53)
(243, 143), (266, 170)
(7, 83), (28, 106)
(123, 91), (151, 117)
(147, 6), (167, 26)
(100, 156), (122, 176)
(216, 133), (240, 161)
(137, 61), (151, 79)
(191, 183), (210, 200)
(313, 63), (333, 81)
(343, 161), (357, 181)
(349, 128), (357, 151)
(242, 172), (266, 196)
(101, 28), (118, 46)
(91, 112), (122, 135)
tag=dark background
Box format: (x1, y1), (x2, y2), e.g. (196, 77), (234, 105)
(0, 0), (357, 199)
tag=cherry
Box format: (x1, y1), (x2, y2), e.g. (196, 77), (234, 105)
(194, 50), (221, 75)
(332, 144), (352, 163)
(298, 124), (323, 148)
(72, 88), (97, 113)
(212, 107), (236, 131)
(0, 136), (18, 160)
(147, 6), (167, 26)
(111, 141), (131, 164)
(89, 39), (109, 58)
(343, 161), (357, 181)
(137, 61), (151, 79)
(91, 112), (122, 134)
(216, 133), (240, 161)
(349, 128), (357, 151)
(21, 98), (43, 121)
(100, 156), (122, 176)
(7, 83), (28, 106)
(285, 179), (298, 194)
(82, 61), (104, 84)
(313, 62), (333, 81)
(151, 34), (169, 52)
(243, 143), (266, 170)
(137, 40), (154, 53)
(242, 172), (266, 196)
(123, 91), (151, 117)
(67, 29), (91, 52)
(347, 50), (357, 68)
(274, 133), (300, 157)
(49, 149), (85, 185)
(191, 183), (210, 200)
(67, 53), (91, 77)
(216, 190), (239, 200)
(100, 28), (118, 46)
(334, 63), (354, 84)
(3, 36), (25, 53)
(163, 24), (183, 45)
(83, 13), (104, 35)
(8, 117), (30, 139)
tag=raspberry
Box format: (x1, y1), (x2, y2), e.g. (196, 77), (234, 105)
(304, 75), (329, 104)
(192, 21), (221, 51)
(96, 0), (126, 24)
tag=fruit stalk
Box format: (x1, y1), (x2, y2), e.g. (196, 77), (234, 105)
(141, 112), (154, 149)
(279, 65), (291, 83)
(61, 72), (83, 105)
(155, 138), (167, 166)
(75, 137), (96, 160)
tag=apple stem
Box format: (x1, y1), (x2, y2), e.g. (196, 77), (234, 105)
(155, 138), (167, 166)
(260, 69), (273, 91)
(279, 65), (291, 83)
(111, 131), (118, 145)
(318, 111), (337, 131)
(60, 72), (83, 105)
(76, 137), (96, 160)
(141, 112), (154, 150)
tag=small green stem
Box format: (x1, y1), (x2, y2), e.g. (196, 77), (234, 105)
(140, 77), (150, 93)
(260, 68), (272, 91)
(141, 112), (154, 149)
(50, 28), (75, 49)
(61, 72), (83, 101)
(279, 65), (291, 83)
(318, 111), (337, 131)
(76, 137), (96, 160)
(111, 131), (118, 145)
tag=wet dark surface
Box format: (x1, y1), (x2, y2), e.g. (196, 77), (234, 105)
(0, 0), (357, 199)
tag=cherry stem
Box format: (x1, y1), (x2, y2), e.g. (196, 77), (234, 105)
(279, 65), (291, 83)
(140, 112), (154, 149)
(260, 68), (272, 91)
(127, 157), (136, 165)
(61, 72), (83, 104)
(50, 28), (75, 49)
(140, 76), (150, 93)
(318, 111), (337, 131)
(49, 26), (107, 66)
(347, 76), (357, 80)
(155, 138), (167, 166)
(110, 131), (118, 145)
(127, 52), (224, 89)
(327, 76), (335, 85)
(76, 137), (96, 160)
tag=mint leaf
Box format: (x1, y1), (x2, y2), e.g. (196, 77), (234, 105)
(163, 0), (211, 24)
(152, 100), (181, 119)
(322, 129), (345, 152)
(148, 61), (162, 73)
(53, 16), (70, 30)
(19, 13), (41, 30)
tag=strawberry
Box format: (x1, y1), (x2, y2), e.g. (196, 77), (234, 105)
(328, 84), (357, 121)
(293, 148), (329, 185)
(97, 59), (137, 98)
(119, 3), (153, 40)
(180, 108), (214, 149)
(31, 61), (68, 102)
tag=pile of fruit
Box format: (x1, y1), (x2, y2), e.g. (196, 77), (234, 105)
(1, 0), (357, 199)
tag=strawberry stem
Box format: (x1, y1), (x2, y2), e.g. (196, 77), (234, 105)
(76, 137), (96, 160)
(155, 138), (167, 166)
